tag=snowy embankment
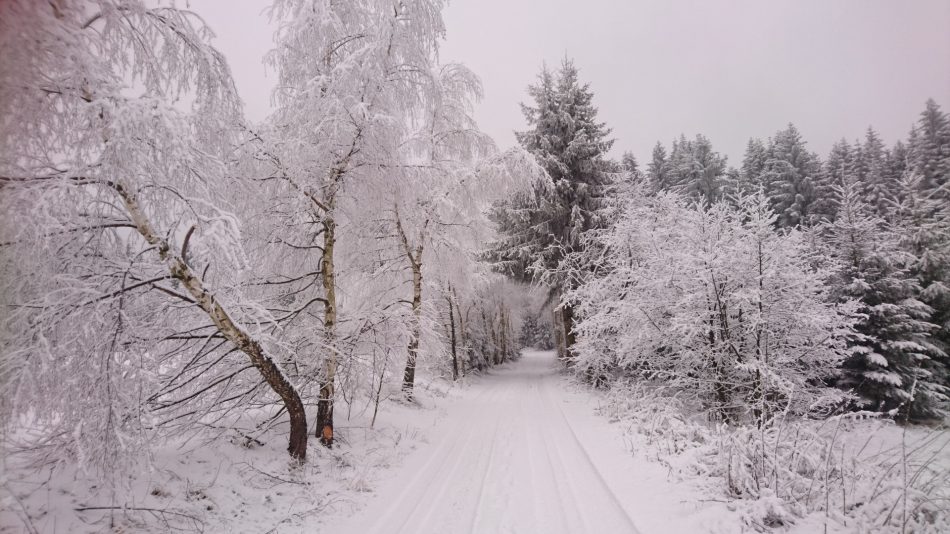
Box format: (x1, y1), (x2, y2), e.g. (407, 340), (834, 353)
(597, 381), (950, 533)
(0, 377), (456, 533)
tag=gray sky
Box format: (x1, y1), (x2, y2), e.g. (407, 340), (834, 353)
(199, 0), (950, 166)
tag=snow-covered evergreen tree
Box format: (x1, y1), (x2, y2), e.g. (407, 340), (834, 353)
(647, 141), (670, 192)
(823, 184), (947, 418)
(719, 167), (744, 204)
(620, 151), (643, 183)
(518, 312), (554, 350)
(812, 139), (853, 222)
(892, 174), (950, 397)
(854, 127), (895, 215)
(730, 138), (768, 199)
(761, 124), (822, 228)
(487, 58), (613, 359)
(664, 134), (728, 205)
(909, 99), (950, 198)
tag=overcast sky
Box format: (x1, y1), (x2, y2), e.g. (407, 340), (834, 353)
(199, 0), (950, 166)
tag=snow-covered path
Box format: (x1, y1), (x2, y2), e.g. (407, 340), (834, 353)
(334, 350), (641, 534)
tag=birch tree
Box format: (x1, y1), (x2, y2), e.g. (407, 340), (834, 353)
(261, 0), (455, 445)
(382, 61), (542, 396)
(0, 0), (309, 466)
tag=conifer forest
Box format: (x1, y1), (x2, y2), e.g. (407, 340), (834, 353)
(0, 1), (948, 533)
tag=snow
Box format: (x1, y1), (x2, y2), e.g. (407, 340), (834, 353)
(1, 349), (743, 533)
(597, 380), (950, 533)
(866, 351), (889, 367)
(0, 385), (446, 533)
(326, 349), (740, 534)
(552, 369), (742, 534)
(3, 351), (948, 534)
(3, 3), (948, 534)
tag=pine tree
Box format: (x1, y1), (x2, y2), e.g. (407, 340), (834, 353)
(883, 140), (910, 206)
(647, 141), (670, 192)
(812, 139), (853, 222)
(909, 99), (950, 197)
(893, 174), (950, 397)
(854, 127), (895, 215)
(761, 124), (822, 228)
(518, 313), (554, 350)
(719, 166), (744, 205)
(488, 58), (614, 359)
(664, 134), (727, 205)
(825, 185), (947, 419)
(739, 138), (768, 194)
(621, 151), (642, 182)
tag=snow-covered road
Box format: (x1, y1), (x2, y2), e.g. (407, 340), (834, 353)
(334, 350), (641, 534)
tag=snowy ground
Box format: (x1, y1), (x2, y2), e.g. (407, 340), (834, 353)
(10, 349), (941, 533)
(1, 350), (744, 533)
(0, 380), (452, 533)
(326, 349), (740, 534)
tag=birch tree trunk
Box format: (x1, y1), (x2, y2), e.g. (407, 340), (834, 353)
(490, 311), (500, 365)
(458, 300), (470, 375)
(447, 294), (459, 381)
(499, 306), (509, 363)
(480, 309), (490, 370)
(402, 259), (423, 399)
(395, 210), (425, 400)
(114, 182), (309, 461)
(316, 215), (338, 446)
(506, 308), (514, 360)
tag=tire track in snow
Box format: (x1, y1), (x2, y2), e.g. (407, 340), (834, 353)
(532, 369), (579, 533)
(539, 380), (594, 533)
(392, 422), (479, 534)
(357, 378), (500, 534)
(539, 368), (640, 533)
(334, 351), (641, 534)
(467, 417), (501, 533)
(545, 375), (643, 532)
(521, 375), (570, 532)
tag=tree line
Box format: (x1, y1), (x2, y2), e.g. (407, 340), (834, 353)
(0, 0), (539, 480)
(491, 58), (949, 423)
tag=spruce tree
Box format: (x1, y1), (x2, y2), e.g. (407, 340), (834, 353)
(854, 127), (894, 216)
(621, 151), (642, 181)
(664, 134), (727, 205)
(761, 124), (821, 228)
(909, 99), (950, 197)
(812, 139), (853, 222)
(488, 58), (614, 358)
(739, 138), (768, 192)
(647, 141), (670, 192)
(884, 140), (910, 205)
(825, 185), (947, 419)
(719, 166), (744, 204)
(893, 173), (950, 397)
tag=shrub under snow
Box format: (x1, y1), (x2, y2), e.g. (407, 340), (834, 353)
(600, 380), (950, 532)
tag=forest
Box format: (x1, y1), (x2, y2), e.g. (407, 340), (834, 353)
(0, 1), (948, 533)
